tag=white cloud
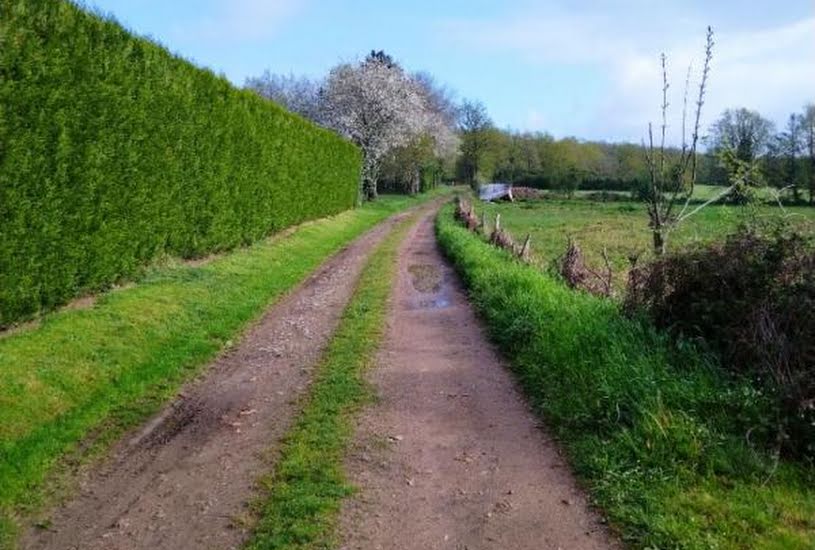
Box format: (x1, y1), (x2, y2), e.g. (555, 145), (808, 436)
(173, 0), (303, 44)
(440, 9), (815, 142)
(606, 18), (815, 143)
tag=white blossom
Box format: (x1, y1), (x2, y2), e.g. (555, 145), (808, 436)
(321, 57), (430, 199)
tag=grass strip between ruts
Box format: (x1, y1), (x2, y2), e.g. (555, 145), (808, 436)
(244, 212), (415, 550)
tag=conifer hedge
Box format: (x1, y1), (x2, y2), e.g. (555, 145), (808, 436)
(0, 0), (361, 326)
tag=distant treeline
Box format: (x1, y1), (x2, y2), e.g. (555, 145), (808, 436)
(455, 105), (815, 202)
(0, 1), (361, 326)
(455, 130), (704, 192)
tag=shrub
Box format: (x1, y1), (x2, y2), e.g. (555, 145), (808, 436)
(626, 228), (815, 458)
(0, 0), (361, 326)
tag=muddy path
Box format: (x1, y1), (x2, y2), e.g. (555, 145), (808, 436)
(22, 209), (419, 550)
(338, 209), (616, 550)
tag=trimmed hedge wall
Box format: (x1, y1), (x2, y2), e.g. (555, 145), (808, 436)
(0, 0), (361, 326)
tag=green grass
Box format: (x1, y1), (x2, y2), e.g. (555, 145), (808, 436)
(0, 191), (447, 548)
(478, 197), (815, 290)
(436, 204), (815, 549)
(527, 184), (811, 204)
(244, 210), (413, 550)
(691, 183), (812, 203)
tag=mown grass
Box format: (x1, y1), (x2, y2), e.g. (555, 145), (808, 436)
(436, 203), (815, 549)
(0, 191), (447, 548)
(244, 211), (413, 550)
(478, 197), (815, 290)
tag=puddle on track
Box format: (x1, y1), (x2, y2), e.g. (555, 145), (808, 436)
(404, 263), (454, 310)
(407, 264), (443, 293)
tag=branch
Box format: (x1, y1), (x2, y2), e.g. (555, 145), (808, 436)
(667, 27), (714, 223)
(668, 63), (693, 212)
(677, 184), (734, 223)
(645, 124), (661, 223)
(659, 53), (669, 192)
(685, 26), (714, 186)
(766, 185), (799, 219)
(681, 63), (692, 159)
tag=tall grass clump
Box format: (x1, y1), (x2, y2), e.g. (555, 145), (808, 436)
(0, 0), (361, 326)
(436, 203), (815, 548)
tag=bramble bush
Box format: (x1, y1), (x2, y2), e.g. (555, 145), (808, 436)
(0, 0), (361, 326)
(626, 227), (815, 458)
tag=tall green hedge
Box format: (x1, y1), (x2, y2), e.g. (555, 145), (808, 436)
(0, 0), (361, 326)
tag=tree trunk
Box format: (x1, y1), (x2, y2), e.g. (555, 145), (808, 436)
(363, 175), (378, 201)
(810, 161), (815, 206)
(652, 229), (667, 256)
(361, 154), (379, 201)
(410, 170), (419, 195)
(809, 130), (814, 205)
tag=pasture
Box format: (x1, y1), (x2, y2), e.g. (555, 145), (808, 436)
(478, 193), (815, 291)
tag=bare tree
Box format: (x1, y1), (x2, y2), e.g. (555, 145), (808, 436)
(245, 71), (323, 124)
(321, 53), (429, 201)
(414, 72), (460, 164)
(642, 27), (714, 255)
(413, 71), (459, 129)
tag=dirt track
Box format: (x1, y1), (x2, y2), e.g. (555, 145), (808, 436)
(23, 202), (614, 550)
(338, 209), (615, 550)
(23, 212), (410, 550)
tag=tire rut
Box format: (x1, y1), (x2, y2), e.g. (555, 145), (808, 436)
(22, 210), (413, 550)
(338, 207), (618, 550)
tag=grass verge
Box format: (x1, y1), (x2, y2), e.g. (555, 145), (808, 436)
(0, 190), (446, 548)
(244, 211), (413, 550)
(435, 203), (815, 549)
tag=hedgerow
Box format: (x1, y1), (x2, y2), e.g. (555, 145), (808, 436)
(0, 0), (361, 326)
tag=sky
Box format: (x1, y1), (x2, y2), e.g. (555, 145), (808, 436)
(86, 0), (815, 144)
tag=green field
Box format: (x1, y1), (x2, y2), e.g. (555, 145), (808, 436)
(530, 184), (812, 203)
(478, 196), (815, 291)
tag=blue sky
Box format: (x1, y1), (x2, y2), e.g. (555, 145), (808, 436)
(87, 0), (814, 143)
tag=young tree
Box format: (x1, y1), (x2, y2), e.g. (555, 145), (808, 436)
(321, 52), (429, 201)
(457, 99), (492, 187)
(642, 27), (714, 255)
